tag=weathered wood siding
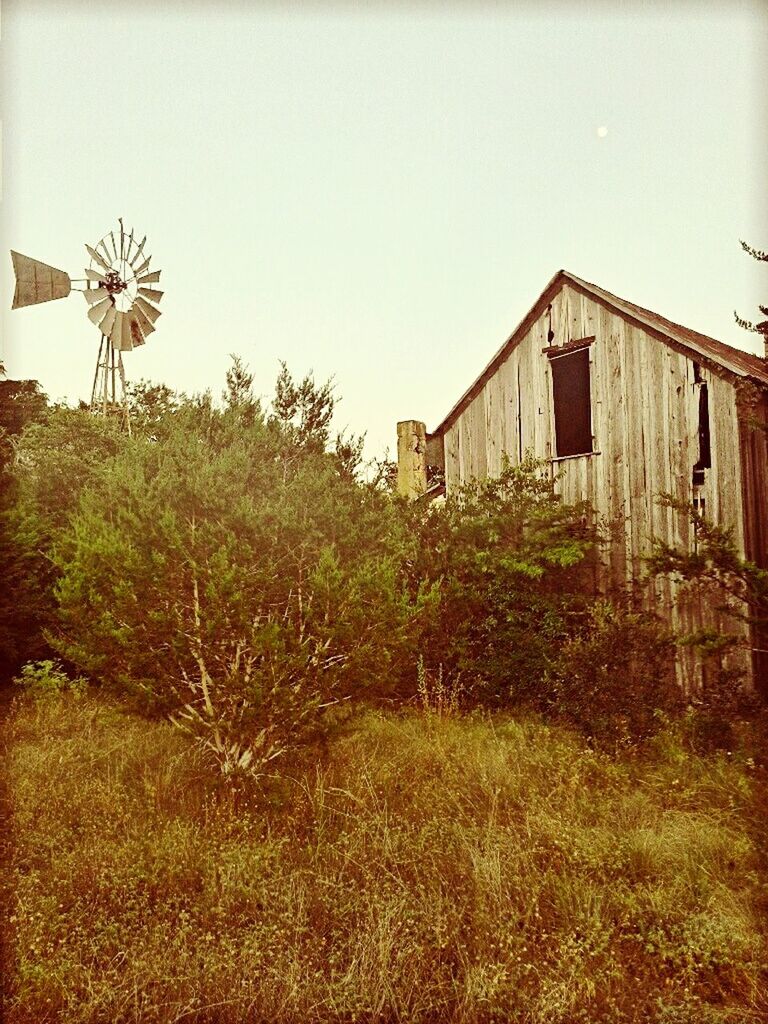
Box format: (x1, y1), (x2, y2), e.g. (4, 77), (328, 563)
(441, 284), (752, 690)
(738, 387), (768, 690)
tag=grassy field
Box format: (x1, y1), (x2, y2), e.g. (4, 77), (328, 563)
(2, 691), (767, 1024)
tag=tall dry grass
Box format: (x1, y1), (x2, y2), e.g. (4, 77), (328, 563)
(2, 692), (767, 1023)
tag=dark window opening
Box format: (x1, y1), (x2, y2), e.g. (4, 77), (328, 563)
(693, 360), (704, 384)
(692, 379), (711, 485)
(550, 347), (593, 457)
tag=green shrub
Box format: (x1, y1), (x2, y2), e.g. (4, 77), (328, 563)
(12, 660), (87, 700)
(544, 601), (679, 744)
(43, 367), (420, 779)
(409, 455), (597, 708)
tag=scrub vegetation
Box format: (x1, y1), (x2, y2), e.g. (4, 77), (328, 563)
(3, 689), (767, 1024)
(1, 359), (766, 1022)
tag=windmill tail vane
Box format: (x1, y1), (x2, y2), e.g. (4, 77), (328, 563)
(10, 251), (71, 308)
(9, 221), (164, 430)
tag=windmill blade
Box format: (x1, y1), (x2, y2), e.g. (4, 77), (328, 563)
(84, 268), (106, 283)
(86, 245), (113, 275)
(138, 287), (163, 303)
(137, 270), (162, 285)
(87, 297), (113, 325)
(130, 256), (151, 279)
(109, 231), (118, 261)
(128, 313), (145, 348)
(119, 313), (134, 352)
(98, 239), (113, 265)
(119, 221), (125, 261)
(110, 311), (125, 348)
(10, 251), (72, 308)
(132, 304), (156, 338)
(84, 287), (110, 305)
(134, 296), (161, 323)
(125, 228), (135, 264)
(129, 236), (147, 267)
(100, 305), (117, 337)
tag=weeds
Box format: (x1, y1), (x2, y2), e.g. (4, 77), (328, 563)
(3, 693), (767, 1023)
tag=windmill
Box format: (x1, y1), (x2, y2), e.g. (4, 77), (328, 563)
(10, 219), (163, 429)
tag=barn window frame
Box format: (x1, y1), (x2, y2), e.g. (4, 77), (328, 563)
(546, 338), (595, 460)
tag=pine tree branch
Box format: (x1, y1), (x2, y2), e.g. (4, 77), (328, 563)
(740, 239), (768, 262)
(734, 311), (758, 333)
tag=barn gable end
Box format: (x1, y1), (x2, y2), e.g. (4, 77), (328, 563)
(412, 272), (768, 692)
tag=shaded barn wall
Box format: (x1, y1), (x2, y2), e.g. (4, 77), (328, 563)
(738, 387), (768, 690)
(439, 284), (752, 690)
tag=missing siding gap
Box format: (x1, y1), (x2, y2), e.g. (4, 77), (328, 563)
(692, 495), (706, 552)
(547, 303), (554, 345)
(692, 376), (711, 486)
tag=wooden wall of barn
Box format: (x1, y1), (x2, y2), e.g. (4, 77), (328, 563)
(440, 284), (752, 691)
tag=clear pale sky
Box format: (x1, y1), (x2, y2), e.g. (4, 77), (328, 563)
(1, 1), (766, 458)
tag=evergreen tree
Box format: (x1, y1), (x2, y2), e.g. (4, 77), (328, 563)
(14, 362), (416, 778)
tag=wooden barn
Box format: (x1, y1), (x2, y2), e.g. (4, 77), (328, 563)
(397, 271), (768, 692)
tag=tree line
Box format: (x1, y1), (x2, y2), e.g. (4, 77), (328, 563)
(0, 355), (762, 777)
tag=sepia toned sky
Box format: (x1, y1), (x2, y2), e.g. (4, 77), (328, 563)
(1, 1), (766, 457)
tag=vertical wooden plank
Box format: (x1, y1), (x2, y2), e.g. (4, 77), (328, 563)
(581, 289), (598, 339)
(498, 352), (517, 466)
(709, 374), (744, 551)
(646, 339), (668, 544)
(518, 327), (537, 456)
(457, 414), (468, 484)
(617, 317), (636, 581)
(566, 286), (591, 341)
(534, 315), (552, 460)
(444, 422), (460, 488)
(472, 389), (487, 481)
(666, 350), (690, 551)
(598, 307), (627, 584)
(483, 381), (496, 478)
(588, 298), (610, 583)
(637, 326), (658, 558)
(550, 290), (569, 346)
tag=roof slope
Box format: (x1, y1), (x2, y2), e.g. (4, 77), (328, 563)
(433, 270), (768, 435)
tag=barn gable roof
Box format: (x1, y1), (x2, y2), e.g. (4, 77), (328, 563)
(432, 270), (768, 436)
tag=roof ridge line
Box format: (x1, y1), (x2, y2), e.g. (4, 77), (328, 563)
(430, 272), (768, 436)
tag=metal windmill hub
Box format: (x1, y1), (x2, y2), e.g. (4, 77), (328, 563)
(102, 270), (126, 295)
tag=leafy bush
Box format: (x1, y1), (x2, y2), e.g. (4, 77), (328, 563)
(649, 496), (767, 743)
(0, 409), (126, 671)
(544, 601), (679, 744)
(409, 456), (598, 708)
(12, 660), (87, 701)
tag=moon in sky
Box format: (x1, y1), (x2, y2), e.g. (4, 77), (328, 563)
(597, 125), (609, 138)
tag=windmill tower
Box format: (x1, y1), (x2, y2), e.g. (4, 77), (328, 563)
(10, 220), (163, 430)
